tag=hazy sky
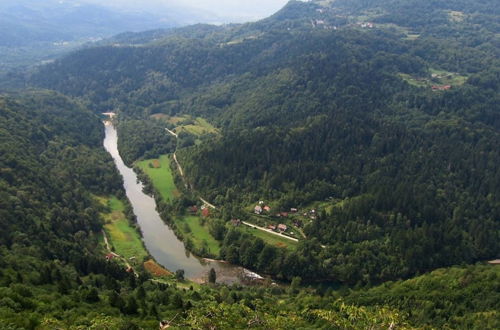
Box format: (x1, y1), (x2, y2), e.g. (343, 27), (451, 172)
(84, 0), (290, 22)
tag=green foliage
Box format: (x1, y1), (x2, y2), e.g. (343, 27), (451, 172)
(344, 264), (500, 328)
(1, 1), (499, 328)
(117, 120), (176, 166)
(208, 268), (216, 284)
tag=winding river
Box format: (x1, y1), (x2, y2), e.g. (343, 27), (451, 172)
(103, 121), (254, 284)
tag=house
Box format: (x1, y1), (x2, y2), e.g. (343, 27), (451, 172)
(268, 224), (277, 231)
(202, 208), (210, 217)
(280, 212), (289, 218)
(432, 85), (452, 91)
(488, 259), (500, 265)
(264, 206), (271, 212)
(290, 208), (298, 213)
(231, 219), (241, 226)
(254, 205), (263, 214)
(277, 224), (288, 232)
(189, 205), (198, 214)
(160, 321), (171, 329)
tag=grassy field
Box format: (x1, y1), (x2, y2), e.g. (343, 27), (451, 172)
(179, 117), (218, 136)
(429, 68), (468, 86)
(151, 114), (219, 136)
(137, 155), (179, 201)
(399, 68), (467, 88)
(136, 157), (221, 256)
(177, 216), (221, 256)
(239, 225), (297, 250)
(98, 196), (149, 262)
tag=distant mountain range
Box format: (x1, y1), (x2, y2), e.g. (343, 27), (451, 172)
(0, 0), (224, 71)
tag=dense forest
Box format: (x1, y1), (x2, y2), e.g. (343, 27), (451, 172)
(1, 0), (499, 328)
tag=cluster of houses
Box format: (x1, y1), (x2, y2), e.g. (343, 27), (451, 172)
(254, 202), (300, 217)
(359, 22), (374, 29)
(267, 223), (288, 233)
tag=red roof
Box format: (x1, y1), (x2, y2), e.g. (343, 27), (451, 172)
(202, 208), (210, 217)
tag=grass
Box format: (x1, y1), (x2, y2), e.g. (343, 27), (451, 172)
(151, 114), (219, 136)
(137, 155), (179, 201)
(399, 68), (467, 89)
(429, 68), (467, 86)
(176, 117), (219, 136)
(136, 156), (221, 257)
(239, 225), (297, 250)
(98, 196), (149, 263)
(177, 216), (221, 255)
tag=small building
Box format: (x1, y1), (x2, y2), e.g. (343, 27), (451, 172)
(189, 205), (198, 214)
(280, 212), (289, 218)
(160, 321), (171, 329)
(432, 85), (452, 91)
(231, 219), (241, 226)
(488, 259), (500, 265)
(268, 224), (277, 231)
(290, 208), (298, 213)
(264, 206), (271, 212)
(277, 224), (288, 232)
(254, 205), (263, 214)
(202, 208), (210, 217)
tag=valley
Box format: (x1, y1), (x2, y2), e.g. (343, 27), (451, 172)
(0, 0), (498, 328)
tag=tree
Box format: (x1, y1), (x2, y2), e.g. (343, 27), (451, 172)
(124, 296), (138, 315)
(175, 269), (185, 281)
(208, 268), (217, 284)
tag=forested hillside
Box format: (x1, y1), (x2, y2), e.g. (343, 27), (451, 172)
(26, 0), (500, 285)
(0, 91), (414, 329)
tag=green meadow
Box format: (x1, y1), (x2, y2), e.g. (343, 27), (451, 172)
(137, 155), (179, 201)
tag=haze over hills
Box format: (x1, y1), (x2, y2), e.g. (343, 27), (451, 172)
(0, 0), (227, 72)
(0, 0), (499, 328)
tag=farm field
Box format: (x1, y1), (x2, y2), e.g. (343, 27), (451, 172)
(137, 155), (179, 201)
(98, 196), (149, 262)
(151, 114), (219, 136)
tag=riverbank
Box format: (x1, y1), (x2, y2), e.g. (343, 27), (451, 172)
(97, 195), (172, 279)
(102, 121), (253, 285)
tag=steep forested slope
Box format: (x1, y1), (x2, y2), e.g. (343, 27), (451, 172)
(26, 0), (500, 284)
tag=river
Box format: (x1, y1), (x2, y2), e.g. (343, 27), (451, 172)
(103, 121), (257, 284)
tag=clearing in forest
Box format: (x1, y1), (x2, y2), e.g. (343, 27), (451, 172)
(176, 216), (221, 256)
(137, 155), (179, 201)
(98, 196), (148, 262)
